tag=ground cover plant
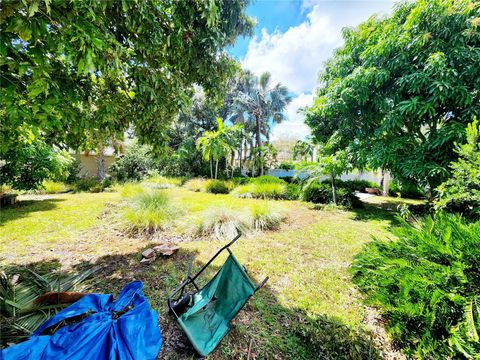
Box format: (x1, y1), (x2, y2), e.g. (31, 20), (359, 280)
(352, 213), (480, 359)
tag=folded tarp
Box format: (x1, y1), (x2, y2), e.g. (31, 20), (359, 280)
(1, 281), (162, 360)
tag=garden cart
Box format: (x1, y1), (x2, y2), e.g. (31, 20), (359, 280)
(167, 233), (268, 357)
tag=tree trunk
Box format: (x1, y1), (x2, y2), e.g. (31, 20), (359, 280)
(239, 141), (243, 173)
(382, 169), (390, 196)
(210, 154), (213, 179)
(215, 159), (219, 179)
(331, 172), (337, 205)
(97, 143), (106, 181)
(230, 152), (235, 178)
(255, 113), (263, 176)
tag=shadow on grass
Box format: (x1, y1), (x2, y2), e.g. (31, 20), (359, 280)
(2, 246), (382, 360)
(351, 203), (401, 227)
(0, 198), (65, 226)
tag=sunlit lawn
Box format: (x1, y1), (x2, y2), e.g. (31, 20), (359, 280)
(1, 188), (404, 358)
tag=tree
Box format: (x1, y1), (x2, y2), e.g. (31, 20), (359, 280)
(292, 139), (315, 162)
(233, 71), (292, 175)
(301, 134), (351, 205)
(305, 0), (480, 195)
(196, 118), (241, 179)
(435, 118), (480, 219)
(0, 0), (253, 154)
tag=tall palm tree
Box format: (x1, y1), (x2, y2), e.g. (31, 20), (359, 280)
(232, 71), (292, 175)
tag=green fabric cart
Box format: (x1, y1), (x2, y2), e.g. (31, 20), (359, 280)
(167, 233), (268, 357)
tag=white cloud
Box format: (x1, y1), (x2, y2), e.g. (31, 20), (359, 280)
(242, 1), (394, 140)
(242, 7), (340, 95)
(271, 93), (314, 141)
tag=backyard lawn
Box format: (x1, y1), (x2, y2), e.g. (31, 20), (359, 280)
(0, 188), (406, 359)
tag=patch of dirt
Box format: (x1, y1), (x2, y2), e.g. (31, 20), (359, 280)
(363, 307), (407, 360)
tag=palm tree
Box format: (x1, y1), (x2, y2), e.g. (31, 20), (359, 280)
(197, 118), (241, 179)
(232, 71), (292, 175)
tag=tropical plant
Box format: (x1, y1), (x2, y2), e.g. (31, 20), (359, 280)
(351, 213), (480, 358)
(300, 134), (351, 205)
(197, 118), (241, 179)
(232, 71), (292, 175)
(292, 139), (315, 162)
(301, 181), (361, 208)
(305, 0), (480, 193)
(0, 267), (99, 346)
(436, 118), (480, 220)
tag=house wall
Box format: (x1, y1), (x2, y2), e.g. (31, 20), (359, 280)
(74, 154), (116, 178)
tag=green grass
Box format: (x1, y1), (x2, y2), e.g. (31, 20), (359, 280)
(0, 189), (400, 358)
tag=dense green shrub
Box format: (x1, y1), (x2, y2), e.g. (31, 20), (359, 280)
(205, 179), (234, 194)
(301, 181), (361, 208)
(73, 178), (103, 193)
(278, 161), (295, 170)
(285, 183), (301, 200)
(250, 175), (286, 184)
(351, 213), (480, 358)
(233, 182), (287, 200)
(339, 179), (379, 192)
(0, 140), (74, 190)
(435, 119), (480, 220)
(389, 179), (425, 199)
(109, 143), (156, 182)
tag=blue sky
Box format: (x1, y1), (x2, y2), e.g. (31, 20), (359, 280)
(228, 0), (395, 140)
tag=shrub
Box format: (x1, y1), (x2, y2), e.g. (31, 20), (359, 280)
(109, 142), (156, 182)
(123, 190), (180, 234)
(284, 183), (301, 200)
(351, 213), (480, 358)
(389, 179), (425, 199)
(205, 179), (234, 194)
(194, 206), (250, 239)
(301, 181), (362, 208)
(250, 175), (286, 184)
(0, 140), (74, 190)
(250, 203), (284, 231)
(231, 176), (250, 185)
(339, 179), (379, 192)
(232, 183), (287, 200)
(41, 180), (69, 194)
(435, 119), (480, 220)
(73, 178), (103, 193)
(183, 178), (208, 192)
(278, 161), (295, 170)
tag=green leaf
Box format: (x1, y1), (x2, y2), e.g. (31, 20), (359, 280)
(28, 0), (40, 17)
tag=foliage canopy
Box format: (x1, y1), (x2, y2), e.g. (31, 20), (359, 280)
(0, 0), (253, 153)
(305, 0), (480, 189)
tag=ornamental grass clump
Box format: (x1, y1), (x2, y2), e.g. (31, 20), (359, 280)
(123, 190), (181, 234)
(41, 180), (69, 194)
(232, 182), (286, 200)
(250, 203), (284, 231)
(183, 178), (208, 192)
(194, 206), (250, 240)
(145, 176), (183, 189)
(351, 213), (480, 359)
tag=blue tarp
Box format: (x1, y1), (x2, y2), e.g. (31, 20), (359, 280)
(2, 281), (162, 360)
